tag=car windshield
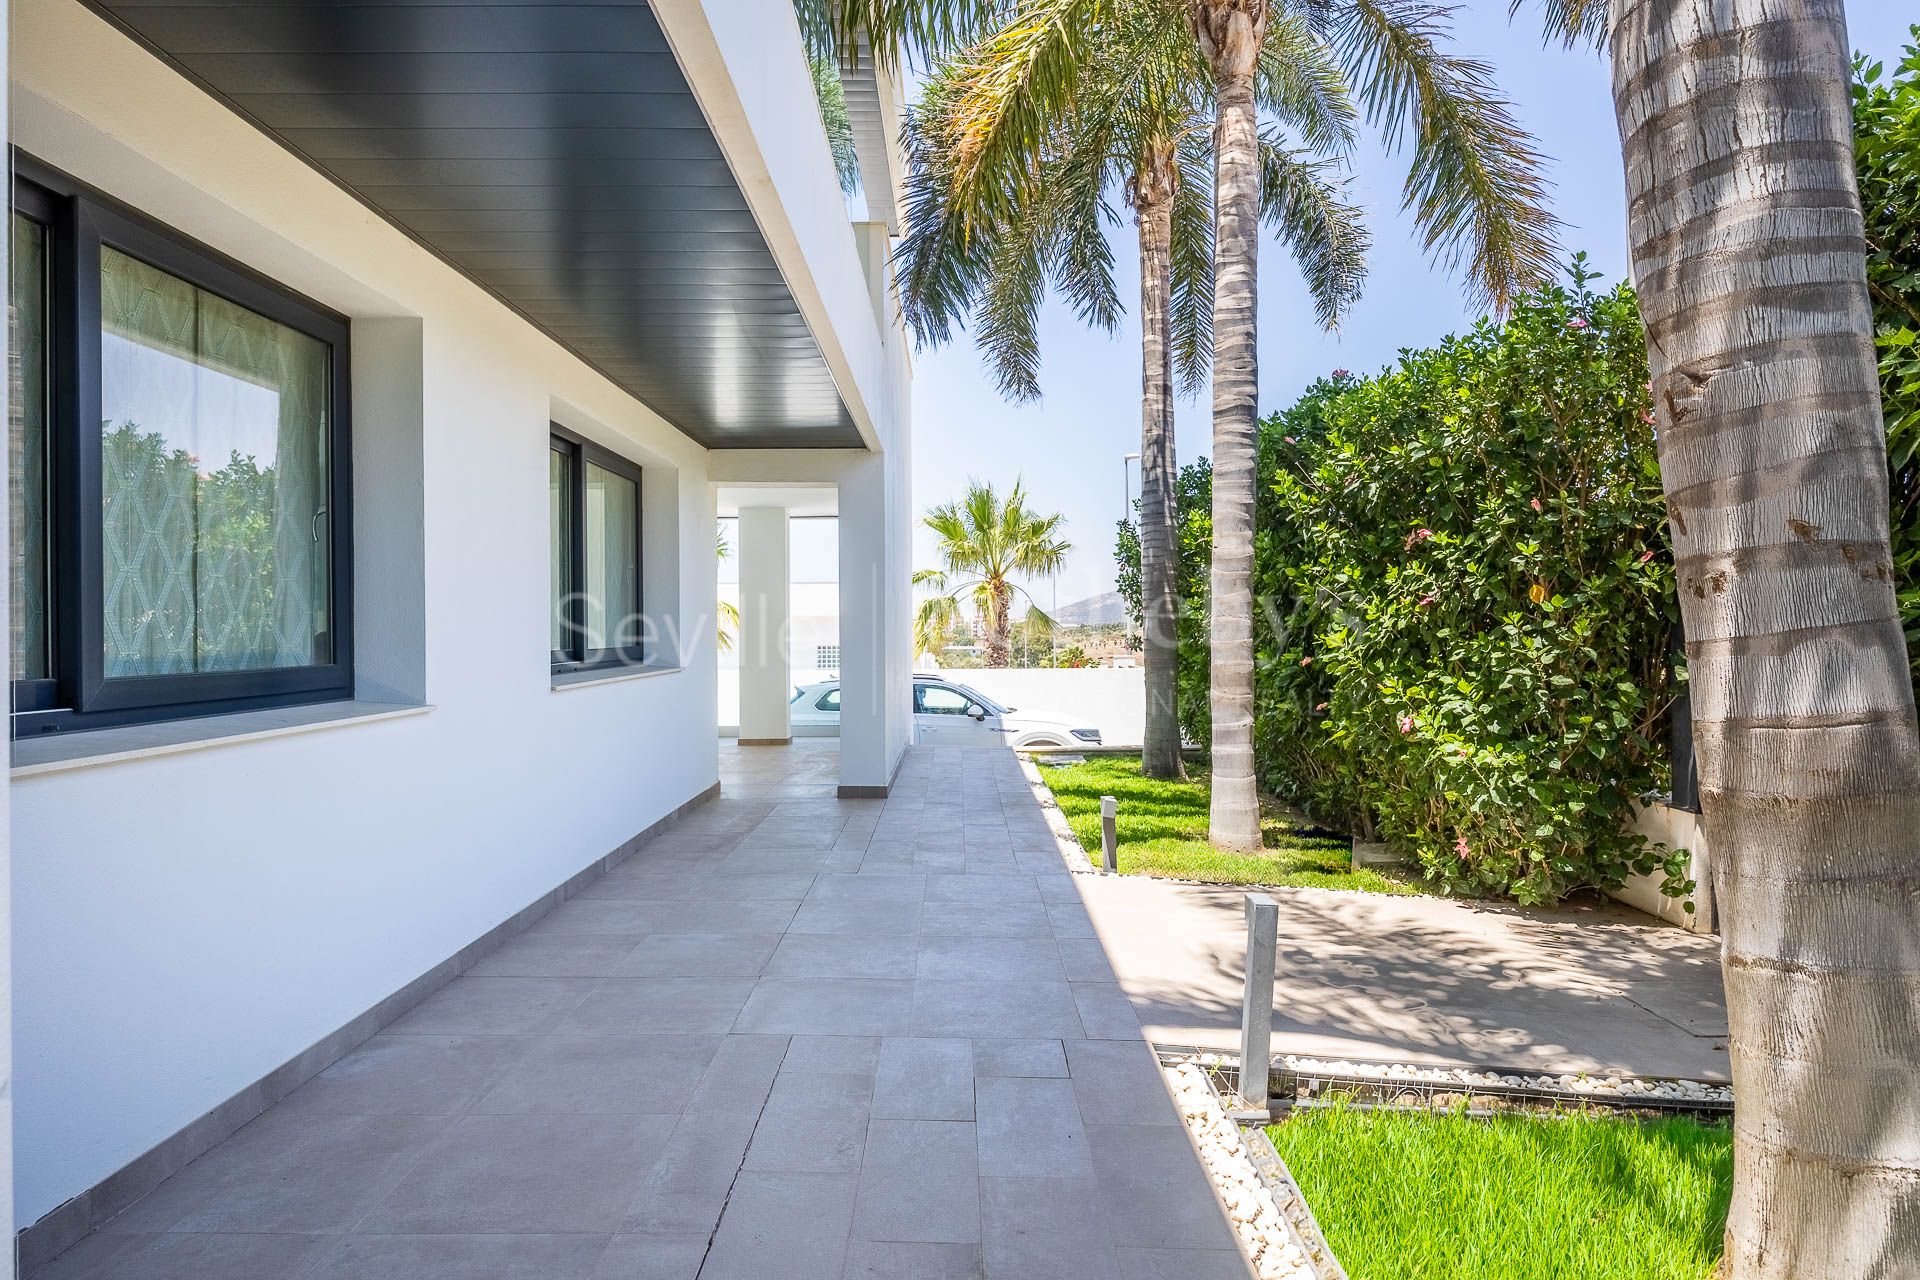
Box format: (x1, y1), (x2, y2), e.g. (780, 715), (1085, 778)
(927, 680), (1007, 715)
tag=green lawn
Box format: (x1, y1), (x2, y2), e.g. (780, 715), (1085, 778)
(1036, 754), (1419, 892)
(1266, 1104), (1733, 1280)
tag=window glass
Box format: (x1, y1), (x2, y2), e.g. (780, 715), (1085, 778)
(98, 245), (330, 677)
(817, 688), (840, 712)
(917, 684), (973, 715)
(943, 681), (1006, 714)
(584, 461), (638, 651)
(10, 213), (49, 679)
(550, 446), (573, 654)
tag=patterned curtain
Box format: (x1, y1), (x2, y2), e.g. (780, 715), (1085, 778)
(99, 246), (329, 678)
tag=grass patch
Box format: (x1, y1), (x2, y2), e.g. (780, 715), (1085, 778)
(1266, 1103), (1733, 1280)
(1037, 754), (1420, 892)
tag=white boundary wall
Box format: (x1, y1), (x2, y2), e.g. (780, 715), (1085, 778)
(938, 668), (1147, 748)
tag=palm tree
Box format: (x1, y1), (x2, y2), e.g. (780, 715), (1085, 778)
(1188, 0), (1561, 847)
(716, 526), (741, 654)
(1530, 0), (1920, 1271)
(896, 0), (1368, 780)
(918, 479), (1070, 667)
(859, 0), (1556, 844)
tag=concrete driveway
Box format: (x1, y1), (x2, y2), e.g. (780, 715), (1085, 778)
(1078, 874), (1731, 1081)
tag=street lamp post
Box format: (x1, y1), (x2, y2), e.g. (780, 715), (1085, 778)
(1122, 452), (1140, 650)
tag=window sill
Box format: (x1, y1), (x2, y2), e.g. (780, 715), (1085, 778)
(11, 700), (431, 778)
(551, 663), (684, 692)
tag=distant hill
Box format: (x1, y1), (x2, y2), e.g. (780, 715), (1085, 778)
(1052, 590), (1128, 627)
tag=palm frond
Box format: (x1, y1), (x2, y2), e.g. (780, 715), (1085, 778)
(975, 197), (1054, 400)
(1258, 129), (1371, 329)
(1512, 0), (1610, 50)
(1019, 597), (1058, 631)
(896, 79), (1000, 346)
(792, 0), (838, 64)
(1038, 104), (1125, 334)
(836, 0), (1017, 68)
(1167, 131), (1216, 396)
(1258, 13), (1362, 156)
(810, 56), (863, 196)
(1322, 0), (1559, 311)
(914, 593), (962, 657)
(940, 0), (1103, 220)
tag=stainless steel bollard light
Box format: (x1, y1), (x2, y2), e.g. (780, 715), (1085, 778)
(1099, 795), (1118, 874)
(1239, 893), (1279, 1112)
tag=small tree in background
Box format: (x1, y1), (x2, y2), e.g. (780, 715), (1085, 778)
(918, 479), (1069, 668)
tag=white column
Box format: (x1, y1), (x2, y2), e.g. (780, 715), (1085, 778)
(736, 506), (791, 744)
(839, 449), (911, 795)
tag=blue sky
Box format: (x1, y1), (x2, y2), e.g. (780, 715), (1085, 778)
(908, 1), (1917, 609)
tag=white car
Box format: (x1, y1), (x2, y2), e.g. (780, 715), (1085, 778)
(790, 676), (1102, 749)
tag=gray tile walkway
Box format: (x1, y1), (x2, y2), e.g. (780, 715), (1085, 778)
(40, 742), (1250, 1280)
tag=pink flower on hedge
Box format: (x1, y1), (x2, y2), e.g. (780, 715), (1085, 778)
(1567, 316), (1589, 330)
(1333, 368), (1350, 378)
(1284, 436), (1297, 444)
(1530, 497), (1542, 513)
(1638, 549), (1656, 564)
(1404, 527), (1433, 550)
(1417, 594), (1436, 608)
(1398, 714), (1415, 734)
(1641, 408), (1657, 425)
(1455, 837), (1471, 858)
(1315, 702), (1329, 712)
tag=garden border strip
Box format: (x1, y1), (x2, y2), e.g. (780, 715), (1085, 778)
(1016, 752), (1097, 873)
(1155, 1044), (1734, 1121)
(1161, 1051), (1347, 1280)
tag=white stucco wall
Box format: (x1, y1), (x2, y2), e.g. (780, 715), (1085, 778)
(0, 0), (911, 1231)
(938, 668), (1148, 748)
(1616, 801), (1716, 935)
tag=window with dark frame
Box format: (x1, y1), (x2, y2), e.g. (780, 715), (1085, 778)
(549, 425), (644, 673)
(8, 158), (354, 738)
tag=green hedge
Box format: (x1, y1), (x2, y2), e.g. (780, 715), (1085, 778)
(1115, 50), (1920, 901)
(1123, 261), (1687, 903)
(1859, 30), (1920, 673)
(1279, 263), (1681, 901)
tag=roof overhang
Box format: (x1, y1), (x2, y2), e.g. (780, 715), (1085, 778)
(79, 0), (873, 450)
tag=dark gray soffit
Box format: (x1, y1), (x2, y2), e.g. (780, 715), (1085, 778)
(81, 0), (865, 449)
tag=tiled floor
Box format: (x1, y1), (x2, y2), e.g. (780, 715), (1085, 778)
(40, 742), (1248, 1280)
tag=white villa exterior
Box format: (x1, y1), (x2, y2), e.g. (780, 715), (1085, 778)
(0, 0), (915, 1269)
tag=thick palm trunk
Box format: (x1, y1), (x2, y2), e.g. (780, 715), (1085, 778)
(1136, 149), (1184, 780)
(1610, 0), (1920, 1272)
(985, 579), (1014, 667)
(1197, 0), (1265, 848)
